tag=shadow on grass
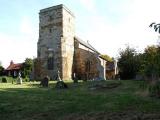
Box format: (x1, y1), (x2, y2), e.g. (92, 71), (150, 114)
(0, 80), (124, 94)
(2, 80), (159, 120)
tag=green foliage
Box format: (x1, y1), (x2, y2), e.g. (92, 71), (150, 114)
(24, 77), (29, 82)
(118, 44), (160, 81)
(0, 76), (17, 83)
(139, 81), (148, 90)
(141, 45), (160, 80)
(100, 54), (113, 62)
(0, 66), (4, 76)
(149, 22), (160, 34)
(1, 77), (7, 83)
(0, 61), (4, 76)
(73, 79), (78, 83)
(140, 81), (160, 98)
(21, 58), (33, 78)
(118, 45), (140, 79)
(148, 82), (160, 98)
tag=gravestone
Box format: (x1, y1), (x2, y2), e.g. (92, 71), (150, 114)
(17, 72), (22, 84)
(55, 81), (68, 89)
(73, 73), (78, 83)
(40, 76), (49, 87)
(55, 70), (68, 89)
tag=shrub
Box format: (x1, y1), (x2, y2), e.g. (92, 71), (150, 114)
(2, 77), (7, 83)
(139, 81), (148, 90)
(23, 77), (29, 82)
(73, 79), (78, 83)
(25, 78), (29, 82)
(148, 82), (160, 98)
(83, 79), (87, 82)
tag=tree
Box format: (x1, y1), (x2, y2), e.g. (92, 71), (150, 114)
(0, 61), (4, 76)
(149, 22), (160, 33)
(118, 45), (140, 80)
(21, 58), (33, 78)
(141, 45), (160, 81)
(0, 65), (4, 76)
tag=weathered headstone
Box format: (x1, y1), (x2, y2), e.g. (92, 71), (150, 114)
(40, 76), (49, 87)
(55, 70), (68, 89)
(55, 81), (68, 89)
(57, 70), (62, 81)
(17, 72), (22, 84)
(73, 73), (78, 83)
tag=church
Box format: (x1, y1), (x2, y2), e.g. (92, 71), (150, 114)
(35, 4), (107, 80)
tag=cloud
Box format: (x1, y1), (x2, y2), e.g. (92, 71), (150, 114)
(1, 0), (160, 67)
(79, 0), (96, 12)
(0, 27), (37, 68)
(76, 0), (160, 58)
(19, 16), (37, 36)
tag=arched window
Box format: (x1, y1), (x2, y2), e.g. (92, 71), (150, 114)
(38, 50), (41, 57)
(48, 16), (52, 21)
(47, 57), (54, 70)
(85, 60), (91, 72)
(49, 28), (52, 33)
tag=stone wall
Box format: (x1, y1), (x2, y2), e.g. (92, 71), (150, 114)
(73, 40), (106, 80)
(36, 4), (106, 81)
(97, 57), (106, 80)
(61, 7), (75, 80)
(37, 5), (75, 80)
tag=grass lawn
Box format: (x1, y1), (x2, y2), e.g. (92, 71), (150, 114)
(0, 80), (160, 120)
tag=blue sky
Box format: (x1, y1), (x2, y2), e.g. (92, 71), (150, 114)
(0, 0), (160, 67)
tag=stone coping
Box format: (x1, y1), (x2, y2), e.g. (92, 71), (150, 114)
(40, 4), (75, 17)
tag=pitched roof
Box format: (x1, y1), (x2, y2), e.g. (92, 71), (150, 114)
(74, 36), (99, 54)
(6, 62), (22, 71)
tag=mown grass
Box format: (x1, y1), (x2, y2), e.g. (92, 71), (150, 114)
(0, 80), (160, 120)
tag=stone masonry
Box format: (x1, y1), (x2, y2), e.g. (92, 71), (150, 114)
(36, 4), (106, 80)
(37, 4), (75, 80)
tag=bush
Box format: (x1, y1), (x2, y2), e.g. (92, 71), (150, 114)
(139, 81), (148, 90)
(23, 77), (29, 82)
(148, 82), (160, 98)
(83, 79), (87, 82)
(139, 81), (160, 98)
(25, 78), (29, 82)
(2, 77), (7, 83)
(73, 79), (78, 83)
(0, 76), (17, 83)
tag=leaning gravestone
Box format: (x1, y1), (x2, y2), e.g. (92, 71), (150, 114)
(40, 76), (49, 87)
(55, 70), (68, 89)
(55, 81), (68, 89)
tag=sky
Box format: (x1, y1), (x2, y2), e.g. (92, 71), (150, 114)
(0, 0), (160, 68)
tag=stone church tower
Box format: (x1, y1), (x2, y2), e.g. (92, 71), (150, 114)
(37, 4), (75, 80)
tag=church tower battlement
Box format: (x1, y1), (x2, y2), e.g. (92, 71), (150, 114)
(37, 4), (75, 80)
